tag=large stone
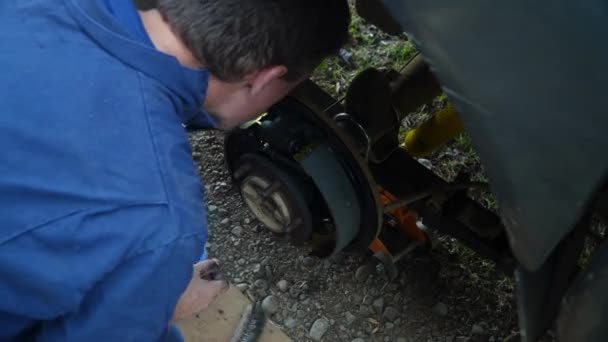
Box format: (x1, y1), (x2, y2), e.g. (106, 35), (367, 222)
(309, 318), (330, 341)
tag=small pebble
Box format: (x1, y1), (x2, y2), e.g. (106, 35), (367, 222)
(372, 297), (384, 314)
(261, 295), (279, 315)
(253, 264), (264, 278)
(220, 218), (230, 226)
(472, 323), (485, 335)
(504, 332), (521, 342)
(235, 283), (248, 293)
(355, 265), (373, 282)
(432, 302), (449, 316)
(302, 256), (315, 267)
(383, 307), (399, 322)
(358, 305), (372, 316)
(254, 279), (268, 290)
(277, 279), (288, 292)
(231, 226), (243, 237)
(352, 339), (365, 342)
(208, 205), (218, 213)
(309, 318), (330, 341)
(418, 158), (432, 169)
(345, 311), (356, 325)
(284, 317), (297, 329)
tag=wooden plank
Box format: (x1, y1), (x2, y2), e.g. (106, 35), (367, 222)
(177, 286), (291, 342)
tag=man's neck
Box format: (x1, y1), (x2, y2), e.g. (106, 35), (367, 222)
(138, 10), (202, 68)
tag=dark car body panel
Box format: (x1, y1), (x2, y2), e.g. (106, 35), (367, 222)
(383, 0), (608, 270)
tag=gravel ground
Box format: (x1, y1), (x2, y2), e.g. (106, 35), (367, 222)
(190, 130), (520, 342)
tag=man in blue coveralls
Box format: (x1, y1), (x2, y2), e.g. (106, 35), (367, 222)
(0, 0), (350, 340)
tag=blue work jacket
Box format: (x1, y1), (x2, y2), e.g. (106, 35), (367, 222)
(0, 0), (212, 340)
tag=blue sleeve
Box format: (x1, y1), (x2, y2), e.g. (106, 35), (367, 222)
(37, 234), (202, 341)
(0, 204), (206, 341)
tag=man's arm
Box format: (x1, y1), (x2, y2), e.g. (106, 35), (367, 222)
(37, 234), (203, 341)
(0, 202), (219, 341)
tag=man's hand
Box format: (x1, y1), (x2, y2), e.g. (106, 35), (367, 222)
(172, 259), (228, 321)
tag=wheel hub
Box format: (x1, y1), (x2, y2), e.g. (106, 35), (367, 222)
(240, 176), (292, 234)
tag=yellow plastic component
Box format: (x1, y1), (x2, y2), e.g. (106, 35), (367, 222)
(403, 104), (464, 157)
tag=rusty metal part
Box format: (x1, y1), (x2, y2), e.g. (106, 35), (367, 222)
(371, 148), (515, 273)
(391, 54), (443, 117)
(282, 81), (513, 270)
(342, 56), (444, 163)
(346, 68), (398, 144)
(382, 182), (488, 213)
(345, 68), (400, 162)
(297, 143), (362, 255)
(333, 113), (372, 161)
(287, 83), (384, 252)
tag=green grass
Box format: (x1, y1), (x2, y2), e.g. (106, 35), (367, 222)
(312, 5), (416, 99)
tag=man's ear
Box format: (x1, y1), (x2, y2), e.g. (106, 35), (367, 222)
(249, 65), (288, 97)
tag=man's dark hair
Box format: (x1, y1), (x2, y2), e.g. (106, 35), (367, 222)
(156, 0), (350, 82)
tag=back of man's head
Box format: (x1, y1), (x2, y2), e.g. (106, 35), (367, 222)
(157, 0), (351, 82)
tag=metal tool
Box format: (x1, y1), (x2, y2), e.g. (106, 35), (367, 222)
(230, 303), (267, 342)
